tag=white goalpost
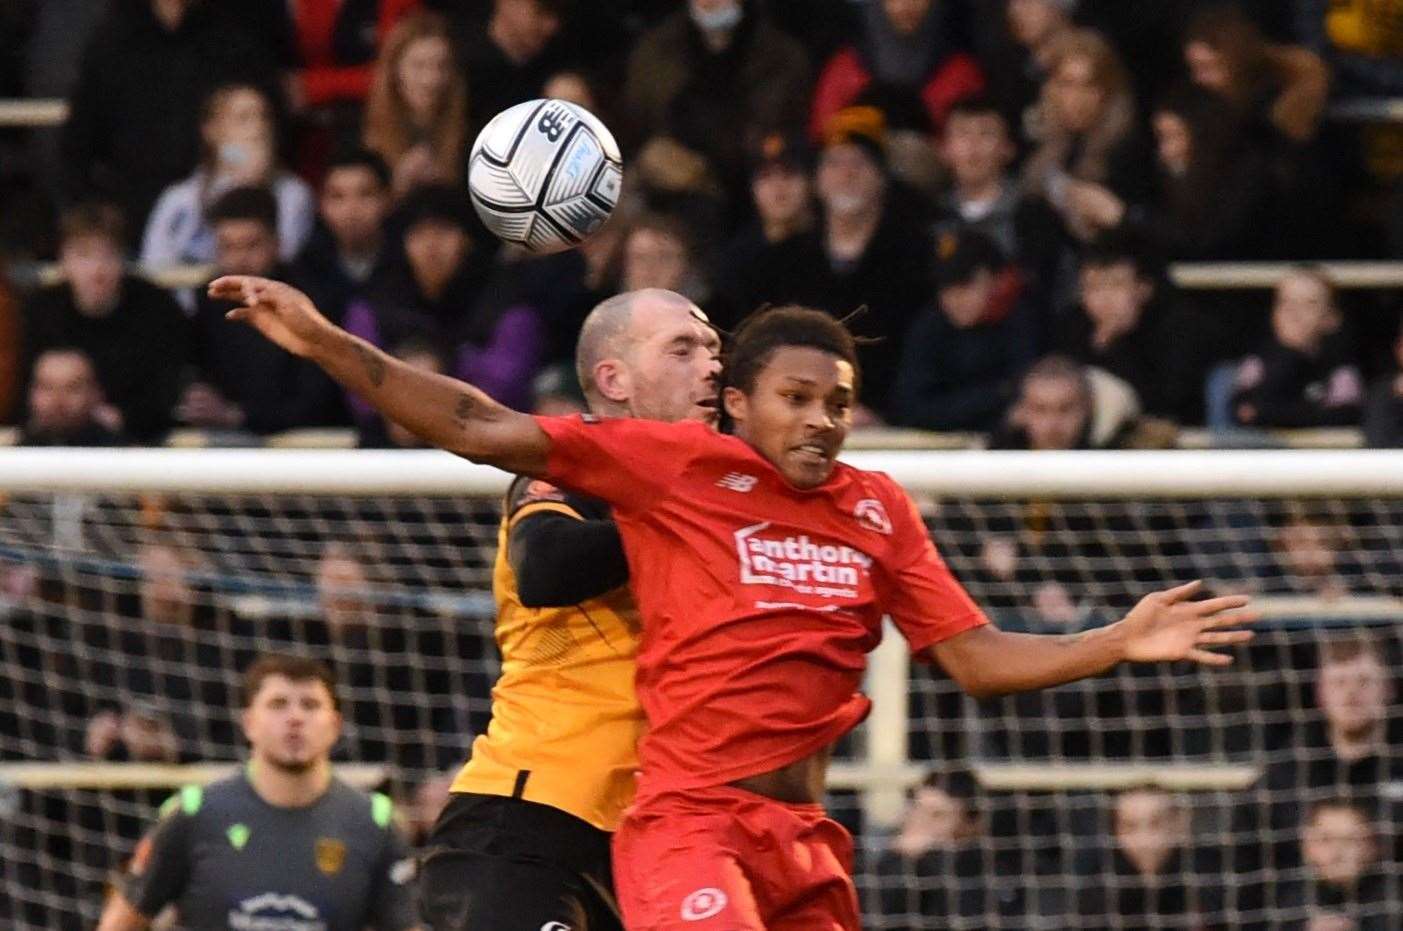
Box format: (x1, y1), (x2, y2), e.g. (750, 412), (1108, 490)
(0, 448), (1399, 929)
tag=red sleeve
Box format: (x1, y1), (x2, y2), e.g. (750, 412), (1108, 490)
(877, 482), (988, 656)
(809, 48), (871, 139)
(533, 415), (702, 514)
(299, 0), (420, 107)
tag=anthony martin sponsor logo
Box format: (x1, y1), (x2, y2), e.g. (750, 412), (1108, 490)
(734, 522), (872, 599)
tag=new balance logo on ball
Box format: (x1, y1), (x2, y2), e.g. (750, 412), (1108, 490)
(716, 473), (758, 493)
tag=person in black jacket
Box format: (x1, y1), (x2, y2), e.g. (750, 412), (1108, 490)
(892, 230), (1038, 432)
(17, 348), (126, 448)
(183, 186), (347, 433)
(1362, 317), (1403, 448)
(1232, 267), (1365, 429)
(61, 0), (279, 231)
(20, 203), (186, 444)
(1055, 236), (1221, 425)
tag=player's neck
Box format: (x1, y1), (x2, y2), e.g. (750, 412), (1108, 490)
(247, 757), (333, 808)
(1328, 723), (1383, 763)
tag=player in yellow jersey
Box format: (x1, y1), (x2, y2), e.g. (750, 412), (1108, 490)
(419, 288), (721, 930)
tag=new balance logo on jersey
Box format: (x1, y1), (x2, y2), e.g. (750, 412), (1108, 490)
(716, 472), (758, 493)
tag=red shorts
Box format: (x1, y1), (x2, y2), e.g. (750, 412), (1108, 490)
(612, 785), (860, 931)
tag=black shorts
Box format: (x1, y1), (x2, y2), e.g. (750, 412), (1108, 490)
(419, 792), (622, 931)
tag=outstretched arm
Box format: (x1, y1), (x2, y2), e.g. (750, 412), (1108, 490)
(925, 581), (1257, 699)
(211, 276), (549, 474)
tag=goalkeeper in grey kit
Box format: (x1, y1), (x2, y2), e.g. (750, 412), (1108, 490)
(96, 655), (420, 931)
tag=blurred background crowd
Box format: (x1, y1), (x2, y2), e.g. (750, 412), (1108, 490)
(0, 0), (1401, 449)
(0, 1), (1401, 929)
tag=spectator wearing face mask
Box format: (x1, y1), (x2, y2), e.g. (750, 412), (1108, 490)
(21, 203), (186, 444)
(1231, 267), (1364, 429)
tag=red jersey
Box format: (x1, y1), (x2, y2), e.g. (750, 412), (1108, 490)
(534, 416), (988, 797)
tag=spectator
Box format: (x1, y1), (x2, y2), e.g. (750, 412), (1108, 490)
(930, 94), (1064, 309)
(1184, 4), (1332, 146)
(291, 147), (395, 327)
(626, 0), (811, 196)
(1262, 506), (1389, 599)
(1231, 267), (1365, 429)
(84, 700), (180, 763)
(1362, 317), (1403, 448)
(972, 0), (1079, 138)
(1054, 236), (1219, 424)
(61, 0), (279, 230)
(892, 231), (1038, 432)
(1075, 787), (1226, 931)
(530, 361), (588, 416)
(1021, 28), (1148, 242)
(17, 348), (124, 447)
(344, 185), (543, 413)
(141, 82), (316, 270)
(1294, 0), (1403, 97)
(989, 354), (1140, 451)
(867, 768), (1025, 927)
(619, 213), (703, 299)
(358, 339), (445, 448)
(275, 0), (422, 113)
(723, 106), (934, 419)
(712, 132), (815, 328)
(183, 186), (347, 433)
(363, 11), (468, 198)
(809, 0), (984, 136)
(20, 203), (186, 443)
(456, 0), (573, 132)
(1277, 801), (1398, 930)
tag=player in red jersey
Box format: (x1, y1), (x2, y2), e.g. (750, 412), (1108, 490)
(216, 276), (1257, 931)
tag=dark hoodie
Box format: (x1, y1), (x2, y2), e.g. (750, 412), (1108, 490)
(61, 0), (279, 229)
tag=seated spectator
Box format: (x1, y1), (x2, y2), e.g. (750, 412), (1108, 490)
(455, 0), (573, 132)
(988, 354), (1139, 451)
(60, 0), (279, 230)
(626, 0), (810, 197)
(1021, 28), (1149, 243)
(810, 0), (984, 136)
(931, 94), (1064, 312)
(892, 231), (1037, 432)
(344, 185), (543, 414)
(866, 768), (1025, 927)
(183, 186), (347, 433)
(972, 0), (1079, 137)
(140, 82), (315, 270)
(291, 147), (395, 326)
(1295, 0), (1403, 97)
(1276, 800), (1398, 930)
(1054, 236), (1220, 424)
(722, 106), (933, 420)
(358, 338), (445, 448)
(530, 362), (587, 416)
(18, 348), (124, 447)
(363, 11), (467, 198)
(1261, 505), (1394, 599)
(1362, 317), (1403, 448)
(1075, 787), (1226, 930)
(274, 0), (421, 113)
(1184, 4), (1331, 146)
(618, 213), (704, 299)
(21, 203), (186, 443)
(711, 133), (815, 328)
(84, 700), (180, 763)
(1231, 267), (1365, 429)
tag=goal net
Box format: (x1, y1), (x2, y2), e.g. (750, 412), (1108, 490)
(0, 448), (1398, 929)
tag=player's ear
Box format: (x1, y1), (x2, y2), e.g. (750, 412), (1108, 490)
(722, 385), (748, 425)
(593, 359), (631, 404)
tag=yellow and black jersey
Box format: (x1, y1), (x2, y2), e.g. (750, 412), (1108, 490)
(451, 475), (643, 832)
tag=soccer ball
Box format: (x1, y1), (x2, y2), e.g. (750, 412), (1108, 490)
(467, 98), (623, 254)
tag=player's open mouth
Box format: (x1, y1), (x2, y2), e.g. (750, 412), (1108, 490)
(791, 443), (831, 464)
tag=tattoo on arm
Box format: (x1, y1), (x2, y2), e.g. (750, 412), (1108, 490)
(355, 343), (386, 388)
(454, 394), (475, 425)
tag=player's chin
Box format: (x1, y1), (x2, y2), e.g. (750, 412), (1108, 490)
(784, 451), (835, 488)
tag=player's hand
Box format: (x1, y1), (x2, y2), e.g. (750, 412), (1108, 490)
(1116, 580), (1258, 667)
(213, 276), (333, 359)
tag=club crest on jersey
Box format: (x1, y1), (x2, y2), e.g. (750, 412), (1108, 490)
(854, 498), (893, 535)
(315, 838), (346, 876)
(680, 887), (728, 921)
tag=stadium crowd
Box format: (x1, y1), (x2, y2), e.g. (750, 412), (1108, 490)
(0, 1), (1401, 929)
